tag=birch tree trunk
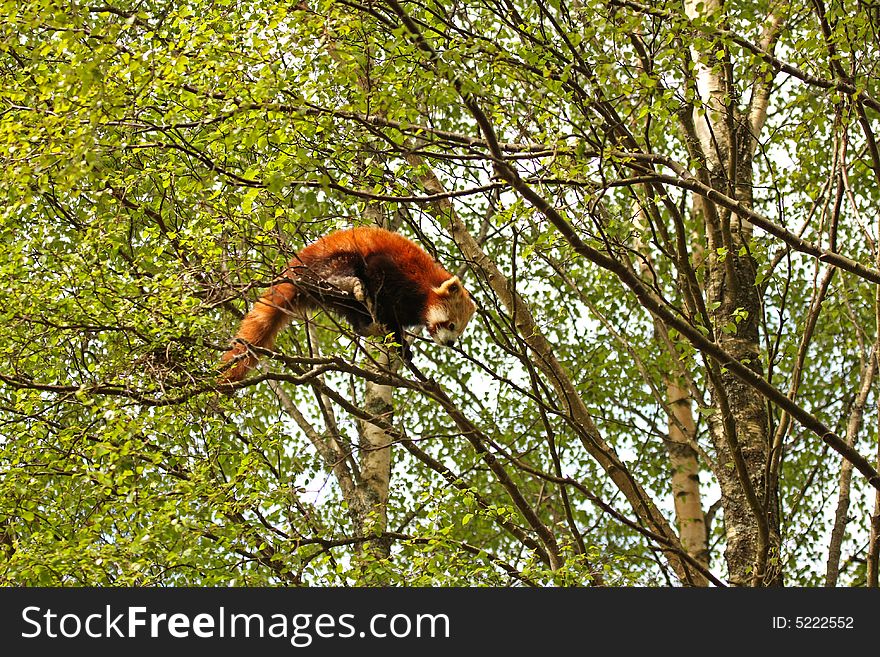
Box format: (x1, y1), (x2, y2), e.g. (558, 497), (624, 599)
(326, 19), (396, 571)
(354, 345), (395, 563)
(825, 353), (876, 585)
(684, 0), (781, 585)
(665, 380), (710, 566)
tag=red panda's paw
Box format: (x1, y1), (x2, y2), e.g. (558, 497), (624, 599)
(352, 279), (366, 303)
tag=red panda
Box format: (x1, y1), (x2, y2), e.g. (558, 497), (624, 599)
(220, 226), (476, 383)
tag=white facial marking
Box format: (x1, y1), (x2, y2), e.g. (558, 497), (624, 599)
(426, 305), (448, 327)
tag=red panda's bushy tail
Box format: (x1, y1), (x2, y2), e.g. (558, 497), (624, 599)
(220, 282), (299, 383)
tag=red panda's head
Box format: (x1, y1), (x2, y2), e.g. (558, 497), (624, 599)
(425, 276), (476, 347)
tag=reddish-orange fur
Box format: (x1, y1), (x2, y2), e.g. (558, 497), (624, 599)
(220, 226), (475, 383)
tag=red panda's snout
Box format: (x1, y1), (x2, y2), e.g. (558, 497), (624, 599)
(426, 276), (476, 347)
(427, 320), (459, 347)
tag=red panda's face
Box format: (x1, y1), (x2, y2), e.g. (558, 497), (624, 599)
(426, 277), (476, 347)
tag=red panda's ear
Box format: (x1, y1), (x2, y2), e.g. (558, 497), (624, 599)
(434, 276), (464, 296)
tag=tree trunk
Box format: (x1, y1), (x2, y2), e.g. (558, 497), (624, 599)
(354, 345), (395, 564)
(684, 0), (780, 585)
(665, 381), (709, 566)
(825, 353), (875, 585)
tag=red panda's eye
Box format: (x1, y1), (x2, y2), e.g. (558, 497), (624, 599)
(448, 323), (456, 331)
(448, 283), (459, 293)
